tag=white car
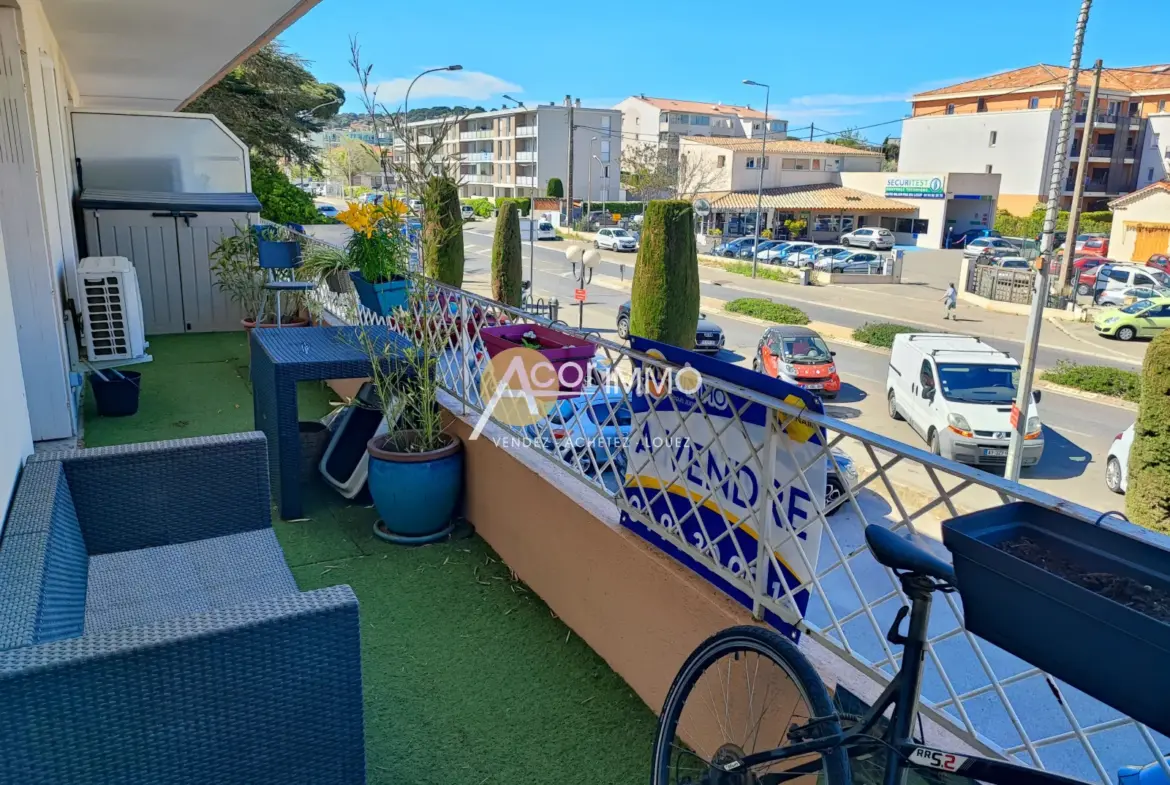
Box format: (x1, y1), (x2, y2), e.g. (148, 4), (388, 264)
(840, 227), (895, 250)
(1097, 284), (1170, 308)
(1105, 424), (1134, 494)
(595, 227), (637, 252)
(316, 204), (339, 219)
(460, 204), (475, 221)
(774, 241), (817, 264)
(790, 245), (848, 266)
(814, 250), (884, 273)
(536, 220), (557, 241)
(886, 333), (1044, 468)
(964, 237), (1019, 258)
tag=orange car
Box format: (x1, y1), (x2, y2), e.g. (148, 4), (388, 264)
(752, 325), (841, 398)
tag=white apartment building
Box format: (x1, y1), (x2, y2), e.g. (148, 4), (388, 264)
(899, 64), (1170, 215)
(614, 95), (787, 160)
(397, 99), (622, 201)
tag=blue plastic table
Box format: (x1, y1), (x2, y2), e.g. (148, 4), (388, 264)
(250, 326), (406, 519)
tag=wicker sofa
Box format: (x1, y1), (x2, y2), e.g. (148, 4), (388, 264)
(0, 432), (365, 784)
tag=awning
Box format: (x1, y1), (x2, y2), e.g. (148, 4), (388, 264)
(696, 184), (917, 214)
(78, 189), (261, 212)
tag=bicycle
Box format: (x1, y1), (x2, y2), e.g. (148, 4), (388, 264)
(651, 524), (1094, 785)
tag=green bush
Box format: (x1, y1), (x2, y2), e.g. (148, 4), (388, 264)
(492, 201), (523, 306)
(422, 176), (464, 288)
(585, 202), (643, 217)
(992, 205), (1110, 238)
(462, 197), (493, 218)
(1127, 331), (1170, 532)
(546, 178), (564, 198)
(1079, 210), (1113, 225)
(723, 261), (796, 284)
(725, 298), (809, 325)
(250, 157), (324, 225)
(630, 200), (700, 349)
(496, 197), (531, 216)
(1039, 361), (1139, 402)
(852, 322), (918, 348)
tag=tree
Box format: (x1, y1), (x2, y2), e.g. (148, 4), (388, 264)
(184, 42), (343, 167)
(1127, 330), (1170, 533)
(546, 178), (564, 198)
(421, 176), (464, 288)
(250, 156), (321, 225)
(826, 128), (866, 149)
(326, 137), (381, 188)
(882, 136), (900, 172)
(629, 200), (700, 349)
(621, 144), (721, 203)
(491, 202), (523, 306)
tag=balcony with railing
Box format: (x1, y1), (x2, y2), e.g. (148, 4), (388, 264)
(515, 125), (538, 138)
(1075, 112), (1119, 125)
(516, 175), (537, 187)
(461, 151), (494, 162)
(463, 173), (493, 184)
(516, 151), (538, 162)
(460, 129), (494, 140)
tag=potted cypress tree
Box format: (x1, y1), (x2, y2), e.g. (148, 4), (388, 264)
(337, 200), (412, 316)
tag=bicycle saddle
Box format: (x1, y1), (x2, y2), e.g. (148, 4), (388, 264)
(865, 525), (956, 584)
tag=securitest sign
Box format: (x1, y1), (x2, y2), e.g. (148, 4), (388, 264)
(886, 176), (945, 199)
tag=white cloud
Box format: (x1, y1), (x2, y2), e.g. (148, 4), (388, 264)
(348, 70), (522, 106)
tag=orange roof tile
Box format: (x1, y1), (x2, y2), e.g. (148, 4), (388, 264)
(914, 64), (1170, 99)
(635, 96), (768, 120)
(1109, 180), (1170, 208)
(698, 184), (915, 213)
(681, 137), (883, 157)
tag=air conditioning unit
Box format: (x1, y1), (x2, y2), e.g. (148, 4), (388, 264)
(77, 256), (147, 363)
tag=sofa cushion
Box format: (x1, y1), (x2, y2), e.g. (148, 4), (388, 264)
(0, 463), (88, 650)
(84, 528), (297, 634)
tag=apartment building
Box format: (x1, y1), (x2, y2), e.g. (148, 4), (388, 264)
(614, 94), (788, 165)
(396, 99), (622, 201)
(899, 64), (1170, 215)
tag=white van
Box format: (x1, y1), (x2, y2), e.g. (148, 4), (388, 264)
(886, 334), (1043, 468)
(1093, 264), (1170, 303)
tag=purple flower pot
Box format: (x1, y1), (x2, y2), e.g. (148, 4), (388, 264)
(480, 323), (596, 392)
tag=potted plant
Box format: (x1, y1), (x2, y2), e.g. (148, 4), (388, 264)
(300, 242), (352, 294)
(210, 223), (308, 332)
(336, 200), (412, 316)
(356, 279), (463, 544)
(479, 323), (595, 392)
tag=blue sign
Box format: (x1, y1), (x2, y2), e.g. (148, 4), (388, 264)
(619, 337), (828, 641)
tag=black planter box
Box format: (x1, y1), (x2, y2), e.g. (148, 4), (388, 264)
(942, 502), (1170, 736)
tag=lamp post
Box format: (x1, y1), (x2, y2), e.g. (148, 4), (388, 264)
(566, 245), (599, 329)
(402, 65), (462, 207)
(743, 79), (770, 279)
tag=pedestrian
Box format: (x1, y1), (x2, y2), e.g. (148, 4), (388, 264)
(942, 283), (957, 320)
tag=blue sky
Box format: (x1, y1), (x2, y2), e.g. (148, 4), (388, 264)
(279, 0), (1170, 143)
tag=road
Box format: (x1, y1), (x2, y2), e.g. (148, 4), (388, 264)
(459, 222), (1135, 514)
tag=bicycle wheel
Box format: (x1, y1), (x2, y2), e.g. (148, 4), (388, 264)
(652, 626), (850, 785)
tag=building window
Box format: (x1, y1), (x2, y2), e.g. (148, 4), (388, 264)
(985, 165), (993, 174)
(692, 115), (710, 126)
(1160, 100), (1167, 113)
(603, 165), (610, 178)
(840, 216), (855, 232)
(813, 215), (840, 232)
(746, 156), (768, 169)
(1028, 97), (1039, 109)
(601, 115), (611, 129)
(635, 116), (640, 125)
(781, 158), (806, 170)
(600, 140), (610, 161)
(977, 98), (987, 113)
(716, 155), (726, 168)
(945, 104), (955, 115)
(879, 216), (898, 232)
(812, 159), (822, 171)
(1129, 101), (1140, 117)
(1150, 167), (1156, 182)
(769, 121), (786, 133)
(989, 131), (997, 147)
(1107, 100), (1121, 117)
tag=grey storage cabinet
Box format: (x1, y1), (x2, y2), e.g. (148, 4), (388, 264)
(79, 189), (262, 334)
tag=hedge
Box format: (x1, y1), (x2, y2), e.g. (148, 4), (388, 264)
(725, 298), (809, 325)
(585, 202), (643, 217)
(723, 261), (797, 284)
(1039, 361), (1139, 402)
(461, 197), (493, 218)
(546, 178), (564, 198)
(992, 205), (1110, 238)
(496, 197), (531, 216)
(1127, 330), (1170, 532)
(852, 322), (918, 348)
(1079, 210), (1113, 225)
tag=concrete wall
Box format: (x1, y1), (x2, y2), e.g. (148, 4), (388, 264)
(900, 110), (1056, 214)
(1110, 188), (1170, 262)
(1136, 113), (1170, 189)
(534, 105), (621, 202)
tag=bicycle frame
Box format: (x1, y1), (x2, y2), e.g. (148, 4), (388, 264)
(725, 576), (1094, 785)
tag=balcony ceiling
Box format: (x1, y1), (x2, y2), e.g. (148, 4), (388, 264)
(41, 0), (319, 110)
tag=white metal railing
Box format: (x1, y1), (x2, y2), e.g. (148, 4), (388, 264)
(463, 174), (492, 184)
(291, 228), (1169, 785)
(516, 176), (537, 187)
(460, 130), (493, 140)
(516, 125), (537, 137)
(461, 151), (493, 162)
(516, 151), (537, 162)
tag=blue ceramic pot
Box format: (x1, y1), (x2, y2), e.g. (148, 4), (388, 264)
(349, 271), (409, 316)
(367, 432), (463, 540)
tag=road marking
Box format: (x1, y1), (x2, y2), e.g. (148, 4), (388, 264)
(1046, 424), (1102, 440)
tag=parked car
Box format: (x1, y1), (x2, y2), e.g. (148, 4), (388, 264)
(583, 211), (617, 231)
(737, 240), (784, 260)
(963, 237), (1019, 258)
(525, 387), (631, 477)
(948, 228), (1002, 248)
(316, 204), (339, 219)
(1096, 284), (1170, 308)
(595, 227), (638, 252)
(752, 325), (841, 399)
(840, 227), (895, 250)
(615, 301), (725, 354)
(886, 333), (1043, 468)
(993, 257), (1031, 271)
(1073, 256), (1111, 294)
(712, 236), (760, 258)
(789, 245), (847, 267)
(815, 250), (884, 273)
(1092, 264), (1170, 303)
(1094, 295), (1170, 341)
(536, 220), (557, 241)
(1105, 424), (1134, 494)
(460, 204), (475, 221)
(1146, 254), (1170, 274)
(1074, 233), (1108, 253)
(774, 241), (817, 265)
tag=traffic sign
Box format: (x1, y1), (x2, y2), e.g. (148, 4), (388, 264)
(574, 288), (587, 302)
(693, 197), (711, 217)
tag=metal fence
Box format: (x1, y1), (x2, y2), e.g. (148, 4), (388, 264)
(973, 266), (1037, 305)
(293, 227), (1169, 785)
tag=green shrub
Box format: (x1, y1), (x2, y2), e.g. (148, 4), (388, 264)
(630, 200), (700, 349)
(852, 322), (918, 348)
(250, 157), (324, 225)
(496, 197), (531, 216)
(1127, 331), (1170, 532)
(492, 201), (523, 306)
(585, 202), (643, 217)
(723, 261), (796, 284)
(422, 176), (464, 288)
(993, 205), (1111, 238)
(1039, 361), (1139, 402)
(546, 178), (564, 198)
(462, 197), (493, 218)
(1079, 210), (1113, 225)
(725, 298), (809, 325)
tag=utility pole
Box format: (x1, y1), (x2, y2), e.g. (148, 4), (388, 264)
(565, 96), (575, 227)
(809, 123), (814, 142)
(1058, 59), (1103, 297)
(744, 80), (770, 278)
(1006, 0), (1093, 481)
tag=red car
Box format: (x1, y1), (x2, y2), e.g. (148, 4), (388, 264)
(752, 325), (841, 398)
(1075, 256), (1111, 295)
(1076, 235), (1109, 258)
(1147, 254), (1170, 274)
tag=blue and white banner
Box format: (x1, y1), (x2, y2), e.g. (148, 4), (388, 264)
(619, 337), (828, 641)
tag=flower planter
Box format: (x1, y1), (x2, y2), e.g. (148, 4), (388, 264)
(349, 270), (409, 317)
(942, 502), (1170, 736)
(480, 323), (595, 392)
(367, 432), (463, 544)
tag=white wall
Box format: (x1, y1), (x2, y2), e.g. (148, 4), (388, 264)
(1137, 114), (1170, 189)
(900, 110), (1057, 199)
(613, 97), (660, 163)
(0, 220), (35, 526)
(534, 105), (621, 201)
(1110, 189), (1170, 262)
(72, 109), (250, 192)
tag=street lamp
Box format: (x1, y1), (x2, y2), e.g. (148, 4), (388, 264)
(297, 97), (341, 120)
(403, 65), (463, 209)
(502, 94), (526, 109)
(743, 79), (770, 279)
(566, 245), (600, 329)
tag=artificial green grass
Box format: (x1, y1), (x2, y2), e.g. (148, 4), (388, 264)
(83, 331), (657, 785)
